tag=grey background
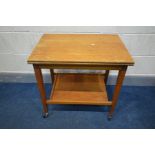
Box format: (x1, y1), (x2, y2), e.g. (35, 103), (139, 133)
(0, 26), (155, 85)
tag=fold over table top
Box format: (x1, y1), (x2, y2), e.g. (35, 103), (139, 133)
(27, 34), (134, 66)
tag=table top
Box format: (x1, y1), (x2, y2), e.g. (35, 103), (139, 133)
(27, 34), (134, 66)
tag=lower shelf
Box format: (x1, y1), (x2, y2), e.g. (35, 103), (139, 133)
(47, 73), (112, 106)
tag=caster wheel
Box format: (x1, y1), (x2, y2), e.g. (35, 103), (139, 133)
(42, 112), (49, 118)
(107, 114), (112, 121)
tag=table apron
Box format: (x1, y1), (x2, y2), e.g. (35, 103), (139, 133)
(37, 64), (127, 70)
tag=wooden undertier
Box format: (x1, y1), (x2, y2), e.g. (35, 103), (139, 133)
(46, 73), (112, 105)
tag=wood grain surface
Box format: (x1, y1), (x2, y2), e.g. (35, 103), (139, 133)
(27, 34), (134, 66)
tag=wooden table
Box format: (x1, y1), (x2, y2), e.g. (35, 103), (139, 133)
(27, 34), (134, 120)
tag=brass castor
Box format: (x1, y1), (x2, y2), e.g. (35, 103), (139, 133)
(107, 114), (113, 121)
(42, 112), (49, 118)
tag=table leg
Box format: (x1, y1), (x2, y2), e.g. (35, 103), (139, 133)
(108, 66), (127, 120)
(104, 70), (109, 84)
(50, 69), (54, 84)
(33, 65), (48, 118)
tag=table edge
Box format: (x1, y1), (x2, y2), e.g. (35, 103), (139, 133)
(27, 60), (134, 66)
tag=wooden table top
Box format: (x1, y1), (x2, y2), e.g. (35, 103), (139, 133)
(27, 34), (134, 66)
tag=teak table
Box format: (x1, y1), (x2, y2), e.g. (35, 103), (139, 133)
(27, 34), (134, 120)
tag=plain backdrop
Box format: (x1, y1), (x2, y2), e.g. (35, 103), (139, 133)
(0, 26), (155, 79)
